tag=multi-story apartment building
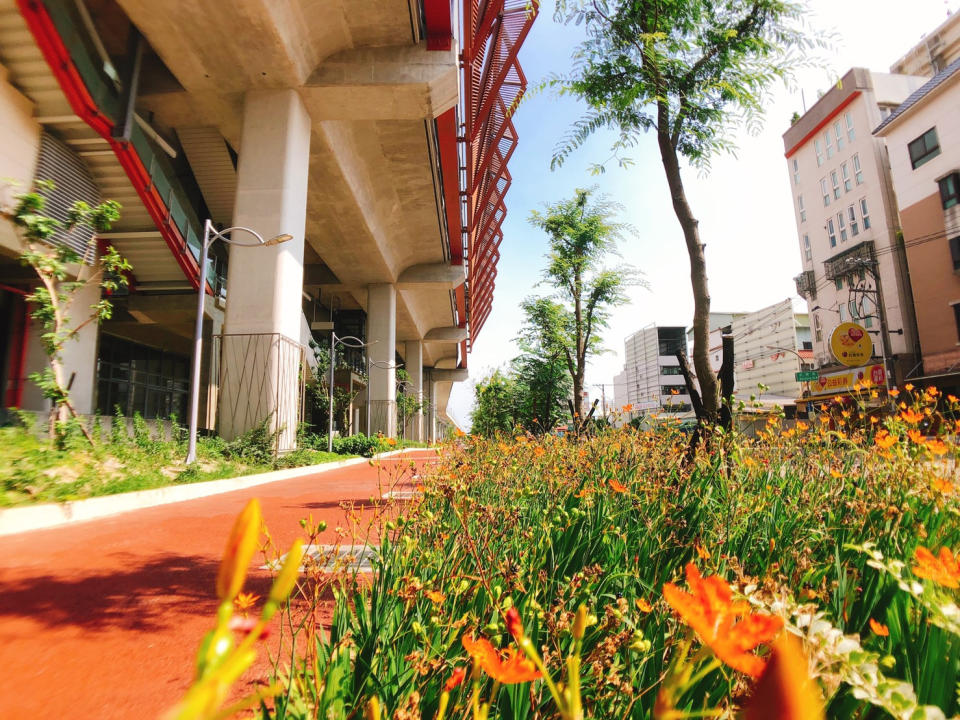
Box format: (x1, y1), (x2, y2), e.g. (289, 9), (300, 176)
(874, 57), (960, 393)
(784, 68), (926, 386)
(0, 0), (537, 446)
(614, 325), (692, 421)
(890, 11), (960, 78)
(700, 300), (813, 399)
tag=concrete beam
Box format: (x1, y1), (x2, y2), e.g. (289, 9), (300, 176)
(424, 326), (468, 343)
(303, 263), (343, 287)
(429, 368), (468, 383)
(302, 44), (458, 120)
(397, 262), (464, 290)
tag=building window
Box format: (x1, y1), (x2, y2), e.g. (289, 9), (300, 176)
(845, 112), (855, 142)
(841, 162), (852, 192)
(839, 304), (846, 322)
(793, 157), (800, 185)
(814, 314), (822, 342)
(803, 233), (811, 261)
(848, 205), (859, 236)
(940, 172), (960, 209)
(853, 153), (863, 184)
(815, 139), (824, 166)
(96, 335), (190, 419)
(835, 277), (843, 290)
(834, 121), (844, 151)
(860, 198), (871, 229)
(954, 303), (960, 342)
(821, 178), (830, 206)
(661, 366), (683, 375)
(908, 127), (941, 169)
(949, 237), (960, 272)
(825, 130), (834, 159)
(827, 217), (837, 247)
(798, 194), (806, 222)
(862, 297), (874, 328)
(831, 171), (841, 199)
(837, 211), (847, 242)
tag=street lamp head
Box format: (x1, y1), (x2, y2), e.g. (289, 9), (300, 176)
(263, 233), (293, 246)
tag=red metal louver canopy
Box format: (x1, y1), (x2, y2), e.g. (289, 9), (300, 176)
(429, 0), (538, 367)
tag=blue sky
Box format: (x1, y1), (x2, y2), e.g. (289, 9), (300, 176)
(447, 0), (958, 427)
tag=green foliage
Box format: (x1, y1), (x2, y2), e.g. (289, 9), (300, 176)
(470, 369), (517, 436)
(111, 405), (128, 445)
(526, 189), (643, 422)
(132, 412), (153, 449)
(264, 396), (960, 719)
(3, 181), (131, 441)
(549, 0), (820, 171)
(223, 417), (281, 464)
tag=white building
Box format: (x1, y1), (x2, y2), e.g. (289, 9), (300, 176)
(783, 68), (926, 384)
(615, 325), (693, 421)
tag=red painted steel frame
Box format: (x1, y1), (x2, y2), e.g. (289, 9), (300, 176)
(430, 0), (538, 362)
(17, 0), (208, 294)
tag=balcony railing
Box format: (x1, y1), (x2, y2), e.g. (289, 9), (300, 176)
(794, 270), (816, 298)
(824, 241), (875, 281)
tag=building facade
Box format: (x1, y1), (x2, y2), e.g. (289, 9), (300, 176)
(0, 0), (537, 445)
(616, 325), (692, 422)
(874, 57), (960, 393)
(784, 68), (926, 384)
(889, 12), (960, 78)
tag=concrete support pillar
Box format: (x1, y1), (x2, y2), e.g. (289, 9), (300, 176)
(367, 284), (396, 437)
(404, 340), (423, 441)
(221, 89), (310, 450)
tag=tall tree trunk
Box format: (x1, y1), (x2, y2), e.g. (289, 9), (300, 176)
(656, 129), (718, 421)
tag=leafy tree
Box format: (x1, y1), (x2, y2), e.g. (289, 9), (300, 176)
(510, 352), (571, 434)
(551, 0), (816, 421)
(528, 188), (641, 428)
(306, 340), (364, 436)
(2, 181), (129, 442)
(396, 368), (424, 440)
(469, 369), (516, 436)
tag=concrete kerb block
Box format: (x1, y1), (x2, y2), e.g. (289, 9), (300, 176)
(0, 448), (421, 537)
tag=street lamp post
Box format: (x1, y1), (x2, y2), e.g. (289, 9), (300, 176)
(326, 332), (368, 452)
(185, 219), (292, 465)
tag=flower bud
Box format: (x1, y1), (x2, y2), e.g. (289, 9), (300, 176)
(505, 606), (524, 641)
(572, 604), (588, 640)
(216, 499), (262, 602)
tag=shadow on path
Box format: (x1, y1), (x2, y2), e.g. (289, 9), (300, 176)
(0, 553), (270, 633)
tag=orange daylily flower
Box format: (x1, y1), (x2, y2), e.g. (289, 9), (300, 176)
(932, 477), (954, 494)
(888, 388), (900, 397)
(913, 547), (960, 588)
(874, 431), (896, 449)
(907, 429), (923, 444)
(608, 478), (628, 493)
(663, 563), (783, 678)
(868, 618), (889, 637)
(926, 439), (949, 456)
(461, 635), (542, 684)
(234, 592), (259, 614)
(622, 404), (633, 413)
(904, 383), (914, 392)
(636, 597), (653, 613)
(744, 633), (824, 720)
(426, 590), (446, 604)
(695, 543), (710, 560)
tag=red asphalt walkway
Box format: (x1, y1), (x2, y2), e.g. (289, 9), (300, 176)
(0, 449), (438, 720)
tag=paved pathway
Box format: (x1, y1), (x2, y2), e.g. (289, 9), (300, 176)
(0, 450), (437, 720)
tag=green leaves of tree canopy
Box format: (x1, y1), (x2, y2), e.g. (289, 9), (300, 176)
(528, 188), (643, 428)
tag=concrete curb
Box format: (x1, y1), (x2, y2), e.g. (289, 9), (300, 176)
(0, 448), (423, 537)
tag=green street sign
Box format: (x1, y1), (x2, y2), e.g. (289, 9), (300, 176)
(795, 371), (819, 382)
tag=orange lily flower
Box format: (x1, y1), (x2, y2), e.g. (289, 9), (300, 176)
(744, 633), (824, 720)
(926, 439), (949, 456)
(900, 408), (923, 424)
(868, 618), (889, 637)
(663, 563), (783, 678)
(461, 635), (542, 684)
(444, 667), (466, 692)
(913, 547), (960, 588)
(608, 478), (628, 493)
(932, 477), (954, 494)
(217, 498), (262, 602)
(874, 431), (896, 450)
(907, 429), (923, 444)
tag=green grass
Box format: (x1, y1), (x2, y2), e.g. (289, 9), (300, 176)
(0, 423), (346, 507)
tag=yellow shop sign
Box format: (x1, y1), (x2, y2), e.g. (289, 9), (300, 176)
(830, 322), (872, 367)
(811, 363), (886, 396)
